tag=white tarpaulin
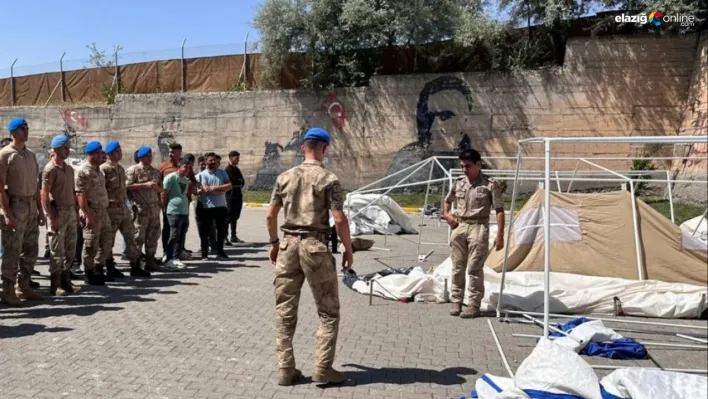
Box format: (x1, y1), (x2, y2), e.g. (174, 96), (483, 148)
(474, 337), (707, 399)
(346, 223), (708, 318)
(335, 193), (417, 236)
(681, 213), (707, 244)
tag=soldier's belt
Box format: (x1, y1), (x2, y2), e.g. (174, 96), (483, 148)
(133, 202), (160, 208)
(55, 204), (76, 210)
(8, 194), (35, 202)
(284, 231), (329, 240)
(457, 217), (489, 224)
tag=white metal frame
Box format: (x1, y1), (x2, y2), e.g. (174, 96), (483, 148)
(495, 135), (708, 338)
(348, 152), (705, 256)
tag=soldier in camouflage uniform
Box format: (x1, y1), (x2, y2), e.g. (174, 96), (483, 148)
(266, 127), (354, 386)
(0, 117), (46, 305)
(75, 141), (113, 285)
(443, 149), (505, 318)
(41, 134), (80, 296)
(100, 141), (151, 278)
(126, 146), (164, 271)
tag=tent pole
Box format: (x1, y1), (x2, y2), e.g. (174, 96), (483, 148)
(487, 320), (515, 378)
(543, 140), (552, 338)
(348, 159), (431, 221)
(504, 310), (708, 330)
(692, 208), (707, 237)
(417, 159), (435, 256)
(629, 181), (645, 280)
(666, 170), (675, 224)
(677, 334), (708, 344)
(566, 160), (580, 193)
(353, 157), (431, 193)
(591, 365), (707, 374)
(513, 334), (707, 349)
(496, 145), (524, 318)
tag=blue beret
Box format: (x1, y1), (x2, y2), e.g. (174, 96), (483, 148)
(7, 117), (27, 132)
(105, 141), (120, 155)
(84, 141), (102, 154)
(137, 146), (152, 158)
(303, 127), (330, 145)
(50, 134), (69, 149)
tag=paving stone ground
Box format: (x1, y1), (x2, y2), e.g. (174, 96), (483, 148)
(1, 208), (706, 399)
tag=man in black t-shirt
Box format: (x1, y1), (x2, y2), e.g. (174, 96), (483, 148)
(224, 150), (245, 243)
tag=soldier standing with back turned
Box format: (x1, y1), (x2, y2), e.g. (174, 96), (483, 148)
(0, 117), (46, 305)
(266, 127), (354, 386)
(442, 149), (505, 318)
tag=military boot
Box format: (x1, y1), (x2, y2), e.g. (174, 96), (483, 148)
(105, 258), (125, 279)
(60, 270), (80, 293)
(277, 368), (303, 386)
(29, 279), (40, 288)
(459, 306), (481, 319)
(312, 367), (345, 384)
(49, 273), (68, 297)
(144, 257), (160, 272)
(129, 260), (151, 278)
(83, 268), (105, 286)
(16, 276), (44, 301)
(1, 279), (23, 306)
(449, 302), (462, 316)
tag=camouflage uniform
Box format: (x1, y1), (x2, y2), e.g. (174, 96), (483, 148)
(42, 159), (78, 275)
(0, 144), (41, 304)
(270, 159), (344, 379)
(75, 160), (112, 277)
(444, 172), (503, 315)
(101, 161), (141, 263)
(125, 163), (161, 264)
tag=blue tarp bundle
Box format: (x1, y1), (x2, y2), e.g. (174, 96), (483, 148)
(549, 317), (648, 360)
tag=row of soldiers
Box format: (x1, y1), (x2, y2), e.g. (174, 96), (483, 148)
(0, 117), (239, 306)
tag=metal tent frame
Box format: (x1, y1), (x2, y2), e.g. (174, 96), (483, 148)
(494, 135), (708, 338)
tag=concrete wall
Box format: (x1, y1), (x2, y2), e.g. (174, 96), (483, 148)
(0, 34), (704, 200)
(674, 32), (708, 203)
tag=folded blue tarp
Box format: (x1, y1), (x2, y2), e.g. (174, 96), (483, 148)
(549, 317), (648, 360)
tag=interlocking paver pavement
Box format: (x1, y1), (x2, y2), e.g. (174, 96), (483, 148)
(1, 208), (706, 398)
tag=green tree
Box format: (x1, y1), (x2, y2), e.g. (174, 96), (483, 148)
(254, 0), (480, 89)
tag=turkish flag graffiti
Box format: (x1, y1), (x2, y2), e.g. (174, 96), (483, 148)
(61, 109), (88, 129)
(321, 93), (346, 130)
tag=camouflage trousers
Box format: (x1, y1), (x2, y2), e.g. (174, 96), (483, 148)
(48, 205), (78, 274)
(0, 196), (39, 283)
(108, 203), (140, 263)
(274, 234), (340, 370)
(82, 208), (113, 270)
(450, 222), (489, 308)
(133, 204), (161, 257)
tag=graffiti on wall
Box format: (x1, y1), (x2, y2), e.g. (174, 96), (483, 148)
(157, 116), (181, 161)
(253, 124), (332, 188)
(61, 109), (88, 130)
(386, 76), (477, 181)
(37, 109), (89, 170)
(322, 93), (346, 130)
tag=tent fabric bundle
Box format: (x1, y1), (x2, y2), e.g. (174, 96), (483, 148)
(549, 318), (648, 360)
(335, 193), (418, 236)
(470, 337), (708, 399)
(485, 190), (707, 286)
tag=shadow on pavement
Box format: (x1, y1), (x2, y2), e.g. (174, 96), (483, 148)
(311, 364), (478, 387)
(0, 323), (73, 339)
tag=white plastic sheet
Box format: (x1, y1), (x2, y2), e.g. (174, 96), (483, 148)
(680, 214), (707, 244)
(348, 254), (708, 318)
(335, 193), (417, 236)
(474, 338), (708, 399)
(600, 368), (708, 399)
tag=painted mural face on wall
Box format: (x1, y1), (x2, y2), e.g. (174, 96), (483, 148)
(253, 128), (332, 189)
(157, 131), (177, 162)
(386, 76), (476, 183)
